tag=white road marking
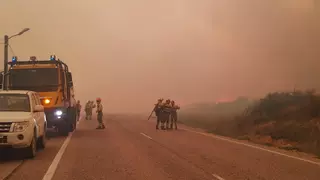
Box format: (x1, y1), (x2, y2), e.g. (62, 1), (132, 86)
(42, 117), (82, 180)
(140, 132), (152, 140)
(180, 127), (320, 166)
(212, 174), (225, 180)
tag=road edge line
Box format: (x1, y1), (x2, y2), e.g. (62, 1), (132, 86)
(181, 127), (320, 166)
(212, 174), (225, 180)
(140, 132), (152, 140)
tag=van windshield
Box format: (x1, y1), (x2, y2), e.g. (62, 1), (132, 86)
(0, 94), (30, 112)
(9, 68), (59, 92)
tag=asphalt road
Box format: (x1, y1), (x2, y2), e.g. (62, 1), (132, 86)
(1, 114), (320, 180)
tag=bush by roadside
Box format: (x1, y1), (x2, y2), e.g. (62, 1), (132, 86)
(179, 90), (320, 157)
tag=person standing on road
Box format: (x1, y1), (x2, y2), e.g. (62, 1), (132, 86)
(170, 100), (180, 130)
(89, 101), (96, 120)
(162, 99), (172, 130)
(96, 98), (105, 129)
(154, 98), (164, 130)
(85, 101), (91, 120)
(76, 100), (81, 121)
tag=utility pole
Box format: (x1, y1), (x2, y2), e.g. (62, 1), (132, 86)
(2, 28), (30, 90)
(3, 35), (8, 90)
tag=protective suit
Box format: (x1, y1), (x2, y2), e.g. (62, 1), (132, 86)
(154, 98), (164, 129)
(87, 101), (96, 120)
(76, 100), (81, 120)
(162, 99), (172, 130)
(85, 101), (91, 120)
(170, 100), (180, 130)
(96, 98), (105, 129)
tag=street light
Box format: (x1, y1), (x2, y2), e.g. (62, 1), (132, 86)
(3, 28), (30, 90)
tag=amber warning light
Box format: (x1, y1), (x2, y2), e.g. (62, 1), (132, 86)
(41, 98), (51, 105)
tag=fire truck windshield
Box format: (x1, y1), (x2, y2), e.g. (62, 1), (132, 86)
(9, 68), (59, 92)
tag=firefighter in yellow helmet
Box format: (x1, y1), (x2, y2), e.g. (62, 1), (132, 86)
(170, 100), (180, 130)
(154, 98), (164, 129)
(162, 99), (172, 130)
(96, 98), (105, 129)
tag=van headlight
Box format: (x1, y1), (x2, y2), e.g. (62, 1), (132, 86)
(13, 121), (30, 132)
(55, 110), (63, 116)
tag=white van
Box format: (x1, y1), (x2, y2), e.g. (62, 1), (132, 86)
(0, 90), (47, 158)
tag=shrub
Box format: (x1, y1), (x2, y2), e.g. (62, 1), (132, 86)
(180, 89), (320, 155)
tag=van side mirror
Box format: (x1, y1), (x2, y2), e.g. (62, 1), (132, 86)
(34, 105), (44, 112)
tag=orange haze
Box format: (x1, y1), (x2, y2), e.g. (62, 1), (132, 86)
(0, 0), (319, 113)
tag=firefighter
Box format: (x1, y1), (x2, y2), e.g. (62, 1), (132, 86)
(76, 100), (81, 121)
(89, 101), (96, 120)
(96, 98), (105, 129)
(154, 98), (164, 129)
(170, 100), (180, 130)
(85, 101), (91, 120)
(162, 99), (172, 130)
(91, 101), (96, 108)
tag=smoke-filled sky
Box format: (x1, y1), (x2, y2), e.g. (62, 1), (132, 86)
(0, 0), (319, 113)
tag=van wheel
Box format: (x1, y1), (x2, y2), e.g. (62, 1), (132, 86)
(37, 127), (47, 149)
(24, 134), (37, 158)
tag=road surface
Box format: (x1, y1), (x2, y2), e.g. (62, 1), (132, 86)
(1, 114), (320, 180)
